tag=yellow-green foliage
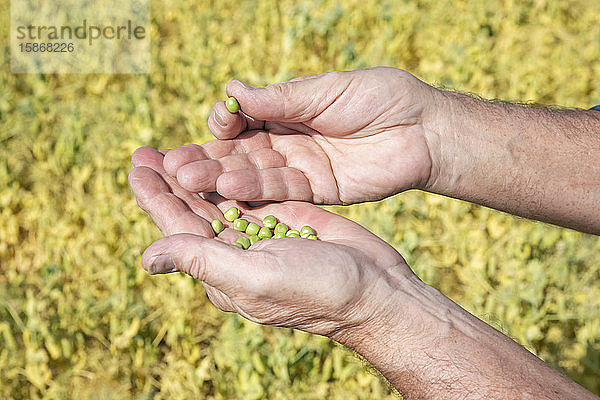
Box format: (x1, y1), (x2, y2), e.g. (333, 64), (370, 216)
(1, 0), (599, 398)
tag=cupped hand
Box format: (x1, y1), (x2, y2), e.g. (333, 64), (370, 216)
(130, 146), (414, 337)
(163, 67), (441, 205)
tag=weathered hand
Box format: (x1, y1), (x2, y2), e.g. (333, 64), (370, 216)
(163, 67), (440, 204)
(130, 146), (413, 337)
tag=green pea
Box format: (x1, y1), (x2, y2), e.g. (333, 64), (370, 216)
(224, 207), (240, 222)
(245, 222), (260, 236)
(274, 222), (288, 235)
(225, 96), (240, 113)
(237, 236), (251, 249)
(286, 230), (300, 237)
(211, 219), (224, 235)
(232, 242), (244, 249)
(306, 234), (317, 240)
(249, 235), (260, 245)
(273, 232), (285, 239)
(258, 226), (272, 239)
(233, 218), (249, 231)
(263, 215), (277, 229)
(300, 226), (315, 237)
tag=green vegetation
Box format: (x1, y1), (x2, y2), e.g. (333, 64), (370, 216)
(0, 0), (599, 398)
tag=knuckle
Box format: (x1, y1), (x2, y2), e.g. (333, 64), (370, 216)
(188, 254), (208, 281)
(248, 149), (284, 169)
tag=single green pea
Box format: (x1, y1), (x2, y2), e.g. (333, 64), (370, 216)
(300, 226), (315, 237)
(249, 235), (260, 245)
(306, 234), (317, 240)
(286, 230), (300, 237)
(274, 222), (288, 235)
(225, 96), (240, 113)
(224, 207), (240, 222)
(233, 218), (249, 231)
(245, 222), (260, 236)
(232, 242), (244, 249)
(258, 226), (272, 239)
(263, 215), (277, 229)
(237, 236), (251, 249)
(273, 232), (285, 239)
(211, 219), (224, 235)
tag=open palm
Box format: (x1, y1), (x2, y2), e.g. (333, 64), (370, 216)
(130, 146), (411, 336)
(164, 67), (437, 204)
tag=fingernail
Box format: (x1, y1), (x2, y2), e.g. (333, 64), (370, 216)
(232, 79), (253, 90)
(148, 254), (175, 275)
(214, 109), (227, 128)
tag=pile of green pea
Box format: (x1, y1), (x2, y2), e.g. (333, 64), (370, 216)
(211, 207), (317, 249)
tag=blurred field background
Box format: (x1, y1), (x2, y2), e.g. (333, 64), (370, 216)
(1, 0), (600, 398)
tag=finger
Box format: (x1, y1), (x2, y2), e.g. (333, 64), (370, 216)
(164, 142), (234, 178)
(165, 130), (274, 181)
(204, 130), (273, 156)
(129, 166), (214, 237)
(163, 144), (209, 177)
(131, 146), (223, 222)
(226, 72), (348, 122)
(177, 148), (286, 193)
(208, 101), (246, 140)
(208, 100), (265, 140)
(216, 167), (314, 202)
(142, 233), (261, 289)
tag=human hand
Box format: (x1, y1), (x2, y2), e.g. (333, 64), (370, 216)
(132, 147), (600, 400)
(129, 146), (413, 337)
(163, 67), (441, 205)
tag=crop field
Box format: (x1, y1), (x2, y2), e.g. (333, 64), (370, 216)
(1, 0), (599, 398)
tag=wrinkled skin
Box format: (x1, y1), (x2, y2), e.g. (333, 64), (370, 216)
(129, 146), (413, 337)
(163, 67), (438, 204)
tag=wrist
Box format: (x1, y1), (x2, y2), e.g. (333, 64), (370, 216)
(329, 268), (441, 383)
(418, 86), (462, 195)
(420, 89), (506, 198)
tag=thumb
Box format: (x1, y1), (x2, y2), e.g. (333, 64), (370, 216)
(226, 72), (345, 122)
(142, 233), (250, 289)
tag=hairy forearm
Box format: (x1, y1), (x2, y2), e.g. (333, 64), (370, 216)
(423, 91), (600, 234)
(335, 272), (598, 399)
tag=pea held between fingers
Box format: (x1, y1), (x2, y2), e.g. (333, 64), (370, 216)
(225, 96), (240, 113)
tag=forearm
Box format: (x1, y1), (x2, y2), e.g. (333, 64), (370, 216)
(423, 91), (600, 234)
(335, 272), (598, 399)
